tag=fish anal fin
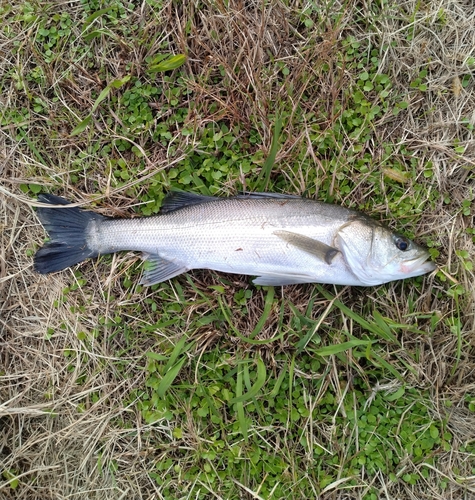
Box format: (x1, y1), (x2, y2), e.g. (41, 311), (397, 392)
(253, 273), (315, 286)
(273, 230), (339, 265)
(140, 254), (188, 285)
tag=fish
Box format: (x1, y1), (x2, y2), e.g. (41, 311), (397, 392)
(33, 191), (436, 287)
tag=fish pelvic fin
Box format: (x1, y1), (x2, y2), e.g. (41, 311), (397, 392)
(34, 194), (108, 274)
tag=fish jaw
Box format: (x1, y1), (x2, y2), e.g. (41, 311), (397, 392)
(400, 253), (436, 278)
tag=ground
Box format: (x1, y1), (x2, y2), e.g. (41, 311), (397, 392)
(1, 1), (474, 499)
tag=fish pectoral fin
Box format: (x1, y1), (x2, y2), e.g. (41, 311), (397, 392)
(160, 190), (217, 213)
(273, 230), (339, 264)
(253, 272), (315, 286)
(140, 254), (188, 285)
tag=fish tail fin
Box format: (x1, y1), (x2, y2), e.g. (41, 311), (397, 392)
(34, 194), (108, 274)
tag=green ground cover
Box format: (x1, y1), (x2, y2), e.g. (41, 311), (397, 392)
(1, 1), (474, 498)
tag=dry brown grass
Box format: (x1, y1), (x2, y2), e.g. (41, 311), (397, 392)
(1, 0), (474, 498)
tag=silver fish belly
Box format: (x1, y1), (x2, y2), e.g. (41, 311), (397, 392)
(34, 191), (436, 286)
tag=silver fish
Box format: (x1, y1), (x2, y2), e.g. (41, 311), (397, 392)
(34, 191), (436, 286)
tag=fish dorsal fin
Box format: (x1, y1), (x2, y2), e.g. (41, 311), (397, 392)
(236, 192), (302, 200)
(160, 190), (217, 213)
(273, 230), (339, 265)
(140, 254), (189, 285)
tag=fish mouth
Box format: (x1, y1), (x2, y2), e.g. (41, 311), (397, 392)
(401, 252), (437, 275)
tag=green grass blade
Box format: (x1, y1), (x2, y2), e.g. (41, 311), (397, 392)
(235, 367), (248, 442)
(258, 115), (282, 190)
(149, 54), (187, 73)
(146, 352), (168, 362)
(82, 7), (114, 31)
(109, 75), (132, 89)
(367, 350), (404, 381)
(16, 129), (47, 165)
(269, 367), (287, 398)
(164, 335), (191, 373)
(450, 294), (462, 376)
(384, 386), (405, 402)
(249, 286), (274, 339)
(230, 358), (266, 404)
(71, 77), (130, 136)
(287, 355), (295, 417)
(83, 29), (104, 42)
(70, 115), (92, 136)
(91, 86), (111, 113)
(372, 309), (398, 343)
(314, 339), (373, 357)
(156, 357), (187, 398)
(291, 301), (325, 353)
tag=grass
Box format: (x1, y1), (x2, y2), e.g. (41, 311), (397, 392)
(1, 0), (474, 498)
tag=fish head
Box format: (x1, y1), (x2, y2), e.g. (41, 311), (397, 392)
(336, 216), (436, 286)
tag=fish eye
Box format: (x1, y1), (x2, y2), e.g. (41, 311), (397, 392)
(395, 236), (410, 251)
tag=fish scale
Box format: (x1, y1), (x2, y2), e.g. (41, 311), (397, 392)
(91, 197), (354, 284)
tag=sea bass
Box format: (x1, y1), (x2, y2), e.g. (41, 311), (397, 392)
(34, 191), (436, 286)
